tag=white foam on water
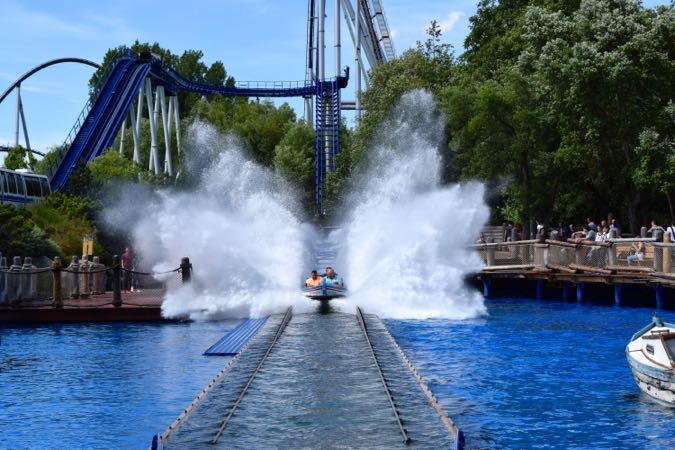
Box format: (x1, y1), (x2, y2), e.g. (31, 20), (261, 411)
(338, 90), (489, 319)
(105, 121), (311, 319)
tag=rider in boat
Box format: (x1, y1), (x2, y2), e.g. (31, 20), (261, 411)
(323, 266), (344, 287)
(305, 270), (323, 287)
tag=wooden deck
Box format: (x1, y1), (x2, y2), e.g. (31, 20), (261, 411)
(0, 290), (170, 323)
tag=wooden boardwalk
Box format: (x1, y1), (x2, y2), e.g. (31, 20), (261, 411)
(0, 290), (167, 323)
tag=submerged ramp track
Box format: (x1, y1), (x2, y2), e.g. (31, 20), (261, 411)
(159, 309), (463, 449)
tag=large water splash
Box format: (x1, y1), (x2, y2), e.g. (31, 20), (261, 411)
(338, 90), (489, 319)
(105, 121), (311, 319)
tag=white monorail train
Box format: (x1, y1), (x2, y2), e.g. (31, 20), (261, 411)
(0, 168), (51, 206)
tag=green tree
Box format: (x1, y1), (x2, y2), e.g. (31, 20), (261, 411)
(3, 145), (36, 170)
(274, 122), (316, 210)
(633, 102), (675, 221)
(0, 204), (61, 259)
(520, 0), (675, 232)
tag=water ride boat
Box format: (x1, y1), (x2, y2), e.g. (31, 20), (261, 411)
(626, 315), (675, 405)
(302, 284), (348, 301)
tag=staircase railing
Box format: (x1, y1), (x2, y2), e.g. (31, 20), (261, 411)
(46, 48), (138, 181)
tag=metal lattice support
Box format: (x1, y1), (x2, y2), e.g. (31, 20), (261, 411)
(314, 80), (341, 214)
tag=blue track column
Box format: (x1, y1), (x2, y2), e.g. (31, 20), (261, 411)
(576, 283), (585, 304)
(655, 285), (664, 310)
(562, 281), (571, 302)
(536, 280), (544, 299)
(614, 284), (623, 307)
(483, 278), (491, 298)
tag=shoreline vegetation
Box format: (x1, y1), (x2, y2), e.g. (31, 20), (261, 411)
(2, 0), (673, 263)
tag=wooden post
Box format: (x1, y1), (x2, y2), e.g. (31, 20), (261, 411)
(575, 244), (584, 265)
(181, 257), (192, 284)
(664, 232), (672, 273)
(112, 255), (122, 307)
(486, 239), (496, 267)
(52, 258), (62, 308)
(654, 230), (664, 273)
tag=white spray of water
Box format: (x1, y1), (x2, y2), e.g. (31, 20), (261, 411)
(105, 122), (312, 319)
(339, 90), (489, 319)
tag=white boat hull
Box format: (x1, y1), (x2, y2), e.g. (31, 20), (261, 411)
(625, 316), (675, 406)
(627, 353), (675, 405)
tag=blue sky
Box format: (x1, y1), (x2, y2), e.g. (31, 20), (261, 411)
(0, 0), (666, 163)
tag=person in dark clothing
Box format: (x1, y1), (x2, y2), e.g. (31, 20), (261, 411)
(121, 247), (133, 293)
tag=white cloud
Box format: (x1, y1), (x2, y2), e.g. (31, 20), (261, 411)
(438, 11), (464, 33)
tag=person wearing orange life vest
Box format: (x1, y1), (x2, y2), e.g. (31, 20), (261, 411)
(305, 270), (323, 287)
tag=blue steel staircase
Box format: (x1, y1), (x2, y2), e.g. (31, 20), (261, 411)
(314, 80), (341, 215)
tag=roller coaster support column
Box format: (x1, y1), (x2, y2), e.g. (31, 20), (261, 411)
(172, 96), (181, 156)
(158, 86), (173, 176)
(14, 84), (20, 147)
(130, 89), (142, 164)
(334, 0), (341, 76)
(144, 79), (161, 175)
(318, 0), (326, 82)
(119, 117), (126, 155)
(355, 0), (362, 122)
(14, 84), (32, 151)
(131, 89), (143, 164)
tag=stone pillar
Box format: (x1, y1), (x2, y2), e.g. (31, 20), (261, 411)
(21, 257), (36, 301)
(91, 256), (105, 295)
(664, 232), (672, 273)
(8, 256), (22, 304)
(79, 255), (90, 299)
(67, 256), (80, 299)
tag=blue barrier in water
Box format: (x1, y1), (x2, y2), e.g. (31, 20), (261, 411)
(204, 318), (268, 355)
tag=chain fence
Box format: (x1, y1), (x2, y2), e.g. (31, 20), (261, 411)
(0, 255), (190, 307)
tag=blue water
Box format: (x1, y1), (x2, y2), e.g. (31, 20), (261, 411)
(1, 300), (674, 449)
(0, 320), (237, 449)
(388, 300), (675, 449)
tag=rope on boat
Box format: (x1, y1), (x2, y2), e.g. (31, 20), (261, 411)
(211, 306), (293, 445)
(355, 306), (410, 444)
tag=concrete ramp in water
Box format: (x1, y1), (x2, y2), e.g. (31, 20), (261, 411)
(159, 311), (460, 449)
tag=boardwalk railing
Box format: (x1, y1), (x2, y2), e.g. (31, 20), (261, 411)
(0, 254), (190, 307)
(473, 237), (675, 279)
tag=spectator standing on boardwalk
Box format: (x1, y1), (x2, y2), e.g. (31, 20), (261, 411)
(648, 220), (665, 237)
(121, 247), (133, 293)
(504, 222), (513, 242)
(564, 224), (574, 240)
(610, 219), (621, 237)
(666, 221), (675, 242)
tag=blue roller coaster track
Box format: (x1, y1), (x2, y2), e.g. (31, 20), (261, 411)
(46, 49), (348, 214)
